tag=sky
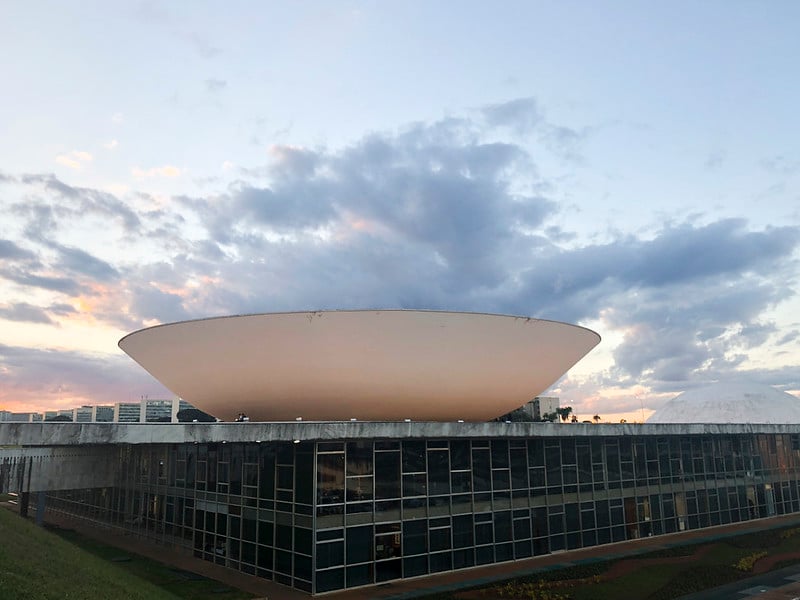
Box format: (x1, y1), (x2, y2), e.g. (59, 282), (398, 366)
(1, 1), (799, 422)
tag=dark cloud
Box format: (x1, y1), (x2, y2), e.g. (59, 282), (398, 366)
(54, 244), (119, 282)
(628, 220), (799, 287)
(48, 303), (77, 316)
(0, 303), (55, 325)
(0, 268), (82, 294)
(18, 173), (141, 232)
(777, 330), (799, 345)
(0, 239), (35, 260)
(128, 284), (191, 324)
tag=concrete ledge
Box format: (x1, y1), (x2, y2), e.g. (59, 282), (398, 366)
(2, 421), (800, 447)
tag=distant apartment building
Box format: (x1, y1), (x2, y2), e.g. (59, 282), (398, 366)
(92, 405), (115, 422)
(530, 396), (560, 420)
(28, 398), (198, 424)
(114, 402), (141, 423)
(73, 406), (93, 423)
(142, 398), (174, 422)
(0, 411), (41, 423)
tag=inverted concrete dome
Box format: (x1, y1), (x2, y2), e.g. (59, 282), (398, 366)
(647, 381), (800, 424)
(119, 310), (600, 422)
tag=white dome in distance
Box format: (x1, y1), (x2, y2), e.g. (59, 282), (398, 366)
(647, 381), (800, 424)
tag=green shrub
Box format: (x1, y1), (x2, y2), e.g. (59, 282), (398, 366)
(780, 527), (800, 540)
(733, 551), (768, 572)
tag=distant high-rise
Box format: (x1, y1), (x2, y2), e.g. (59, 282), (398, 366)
(114, 402), (141, 423)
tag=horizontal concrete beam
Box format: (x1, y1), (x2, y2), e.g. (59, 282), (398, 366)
(0, 447), (116, 493)
(2, 421), (800, 447)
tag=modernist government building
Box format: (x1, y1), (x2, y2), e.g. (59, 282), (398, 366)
(3, 310), (800, 596)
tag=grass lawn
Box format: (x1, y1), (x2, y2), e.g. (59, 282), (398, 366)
(0, 507), (177, 600)
(52, 527), (253, 600)
(0, 507), (253, 600)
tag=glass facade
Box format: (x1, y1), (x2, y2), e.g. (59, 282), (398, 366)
(44, 431), (800, 595)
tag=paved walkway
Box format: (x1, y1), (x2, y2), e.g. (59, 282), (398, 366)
(8, 500), (800, 599)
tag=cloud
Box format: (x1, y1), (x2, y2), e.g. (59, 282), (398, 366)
(0, 239), (35, 261)
(482, 97), (542, 134)
(187, 32), (221, 58)
(54, 244), (119, 282)
(205, 78), (227, 92)
(128, 283), (191, 323)
(0, 343), (171, 409)
(481, 97), (585, 159)
(0, 268), (82, 294)
(1, 97), (799, 416)
(104, 139), (119, 150)
(55, 150), (93, 169)
(132, 165), (182, 178)
(15, 173), (141, 232)
(761, 155), (800, 175)
(0, 303), (55, 325)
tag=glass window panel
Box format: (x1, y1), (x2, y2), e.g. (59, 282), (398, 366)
(429, 527), (451, 551)
(429, 551), (452, 573)
(275, 549), (292, 575)
(317, 541), (344, 569)
(402, 441), (426, 473)
(561, 440), (576, 465)
(275, 524), (292, 550)
(428, 450), (450, 496)
(403, 473), (427, 497)
(346, 442), (373, 476)
(317, 528), (343, 542)
(491, 440), (509, 468)
(475, 522), (493, 545)
(295, 448), (314, 505)
(451, 470), (472, 494)
(472, 449), (491, 492)
(450, 440), (470, 470)
(403, 520), (427, 555)
(295, 527), (313, 555)
(494, 511), (512, 542)
(492, 469), (510, 491)
(277, 466), (293, 490)
(376, 559), (401, 582)
(452, 515), (473, 548)
(528, 439), (545, 467)
(375, 452), (401, 499)
(258, 520), (273, 546)
(510, 452), (528, 489)
(346, 476), (374, 502)
(317, 454), (345, 505)
(346, 525), (373, 564)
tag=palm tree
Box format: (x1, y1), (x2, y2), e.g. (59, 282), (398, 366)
(593, 414), (601, 423)
(556, 406), (573, 423)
